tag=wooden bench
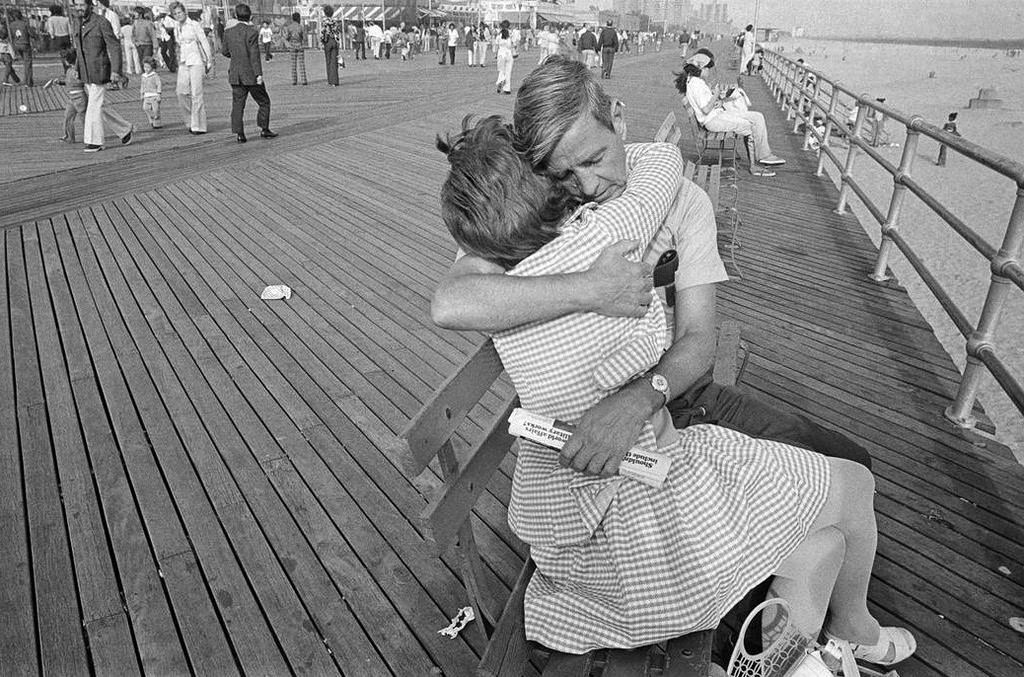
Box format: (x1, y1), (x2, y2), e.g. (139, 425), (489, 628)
(390, 308), (748, 676)
(657, 112), (743, 281)
(678, 99), (745, 172)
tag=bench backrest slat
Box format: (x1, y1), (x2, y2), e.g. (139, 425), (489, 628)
(655, 111), (678, 145)
(397, 339), (505, 475)
(422, 392), (520, 553)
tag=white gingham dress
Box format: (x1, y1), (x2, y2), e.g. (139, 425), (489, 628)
(492, 143), (831, 654)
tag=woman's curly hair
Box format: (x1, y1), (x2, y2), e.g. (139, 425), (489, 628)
(437, 115), (579, 270)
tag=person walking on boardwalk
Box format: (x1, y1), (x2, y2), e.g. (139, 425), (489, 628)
(222, 3), (276, 144)
(69, 0), (133, 152)
(320, 5), (341, 86)
(46, 6), (72, 68)
(132, 8), (158, 67)
(282, 13), (307, 85)
(7, 9), (35, 86)
(739, 23), (755, 75)
(0, 31), (19, 86)
(596, 20), (617, 79)
(139, 56), (162, 128)
(258, 20), (273, 60)
(433, 56), (870, 471)
(169, 1), (212, 133)
(351, 21), (366, 60)
(493, 20), (514, 95)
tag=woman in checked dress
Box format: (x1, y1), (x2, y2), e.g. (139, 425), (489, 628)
(435, 116), (916, 669)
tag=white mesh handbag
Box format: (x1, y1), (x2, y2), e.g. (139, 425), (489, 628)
(726, 598), (860, 677)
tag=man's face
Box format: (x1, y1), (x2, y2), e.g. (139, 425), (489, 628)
(547, 105), (627, 203)
(71, 0), (90, 19)
(172, 6), (187, 23)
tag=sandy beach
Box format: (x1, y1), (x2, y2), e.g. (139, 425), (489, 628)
(771, 38), (1024, 458)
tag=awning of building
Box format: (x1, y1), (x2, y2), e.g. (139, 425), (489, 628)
(535, 10), (576, 25)
(416, 8), (449, 19)
(340, 5), (403, 21)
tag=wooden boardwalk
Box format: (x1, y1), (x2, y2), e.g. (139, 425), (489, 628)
(1, 45), (1022, 677)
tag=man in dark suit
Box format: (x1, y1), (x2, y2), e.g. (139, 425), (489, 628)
(70, 0), (133, 151)
(596, 20), (618, 79)
(221, 3), (277, 143)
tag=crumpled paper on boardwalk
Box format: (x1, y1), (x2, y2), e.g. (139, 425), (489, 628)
(260, 285), (292, 300)
(437, 606), (475, 639)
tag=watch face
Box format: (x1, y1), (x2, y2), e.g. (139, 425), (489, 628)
(651, 374), (669, 392)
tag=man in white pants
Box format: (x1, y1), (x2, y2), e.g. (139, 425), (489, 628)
(70, 0), (133, 152)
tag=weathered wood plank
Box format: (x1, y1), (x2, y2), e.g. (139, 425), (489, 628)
(8, 225), (90, 675)
(0, 229), (36, 675)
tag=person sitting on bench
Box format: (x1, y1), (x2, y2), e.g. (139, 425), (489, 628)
(435, 114), (917, 668)
(675, 49), (785, 177)
(433, 57), (872, 475)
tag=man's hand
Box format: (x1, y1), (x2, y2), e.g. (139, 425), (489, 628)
(559, 386), (655, 477)
(256, 74), (263, 85)
(582, 240), (654, 318)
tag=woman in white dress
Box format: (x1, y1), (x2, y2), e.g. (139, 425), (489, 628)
(435, 115), (917, 669)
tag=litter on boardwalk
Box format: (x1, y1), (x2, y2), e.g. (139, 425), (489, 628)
(437, 606), (475, 639)
(260, 285), (292, 300)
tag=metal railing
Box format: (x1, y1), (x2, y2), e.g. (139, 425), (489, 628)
(759, 49), (1024, 432)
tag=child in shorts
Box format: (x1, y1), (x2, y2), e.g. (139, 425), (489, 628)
(139, 57), (162, 128)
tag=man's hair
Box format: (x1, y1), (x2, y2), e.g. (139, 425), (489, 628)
(235, 3), (251, 21)
(291, 12), (300, 22)
(437, 116), (577, 270)
(513, 56), (613, 171)
(323, 4), (334, 18)
(98, 0), (110, 7)
(746, 24), (753, 31)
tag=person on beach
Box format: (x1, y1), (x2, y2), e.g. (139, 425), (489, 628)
(435, 113), (917, 668)
(675, 50), (785, 177)
(282, 13), (307, 85)
(70, 0), (133, 152)
(936, 112), (960, 166)
(139, 56), (162, 128)
(170, 1), (212, 133)
(433, 56), (871, 487)
(222, 3), (276, 143)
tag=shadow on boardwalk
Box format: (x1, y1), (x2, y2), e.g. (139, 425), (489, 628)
(1, 44), (1022, 677)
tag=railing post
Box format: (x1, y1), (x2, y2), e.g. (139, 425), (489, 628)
(945, 186), (1024, 428)
(870, 118), (922, 281)
(801, 75), (822, 149)
(792, 64), (810, 133)
(816, 83), (840, 176)
(834, 99), (869, 214)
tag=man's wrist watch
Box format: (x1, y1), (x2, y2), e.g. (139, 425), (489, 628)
(649, 373), (671, 407)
